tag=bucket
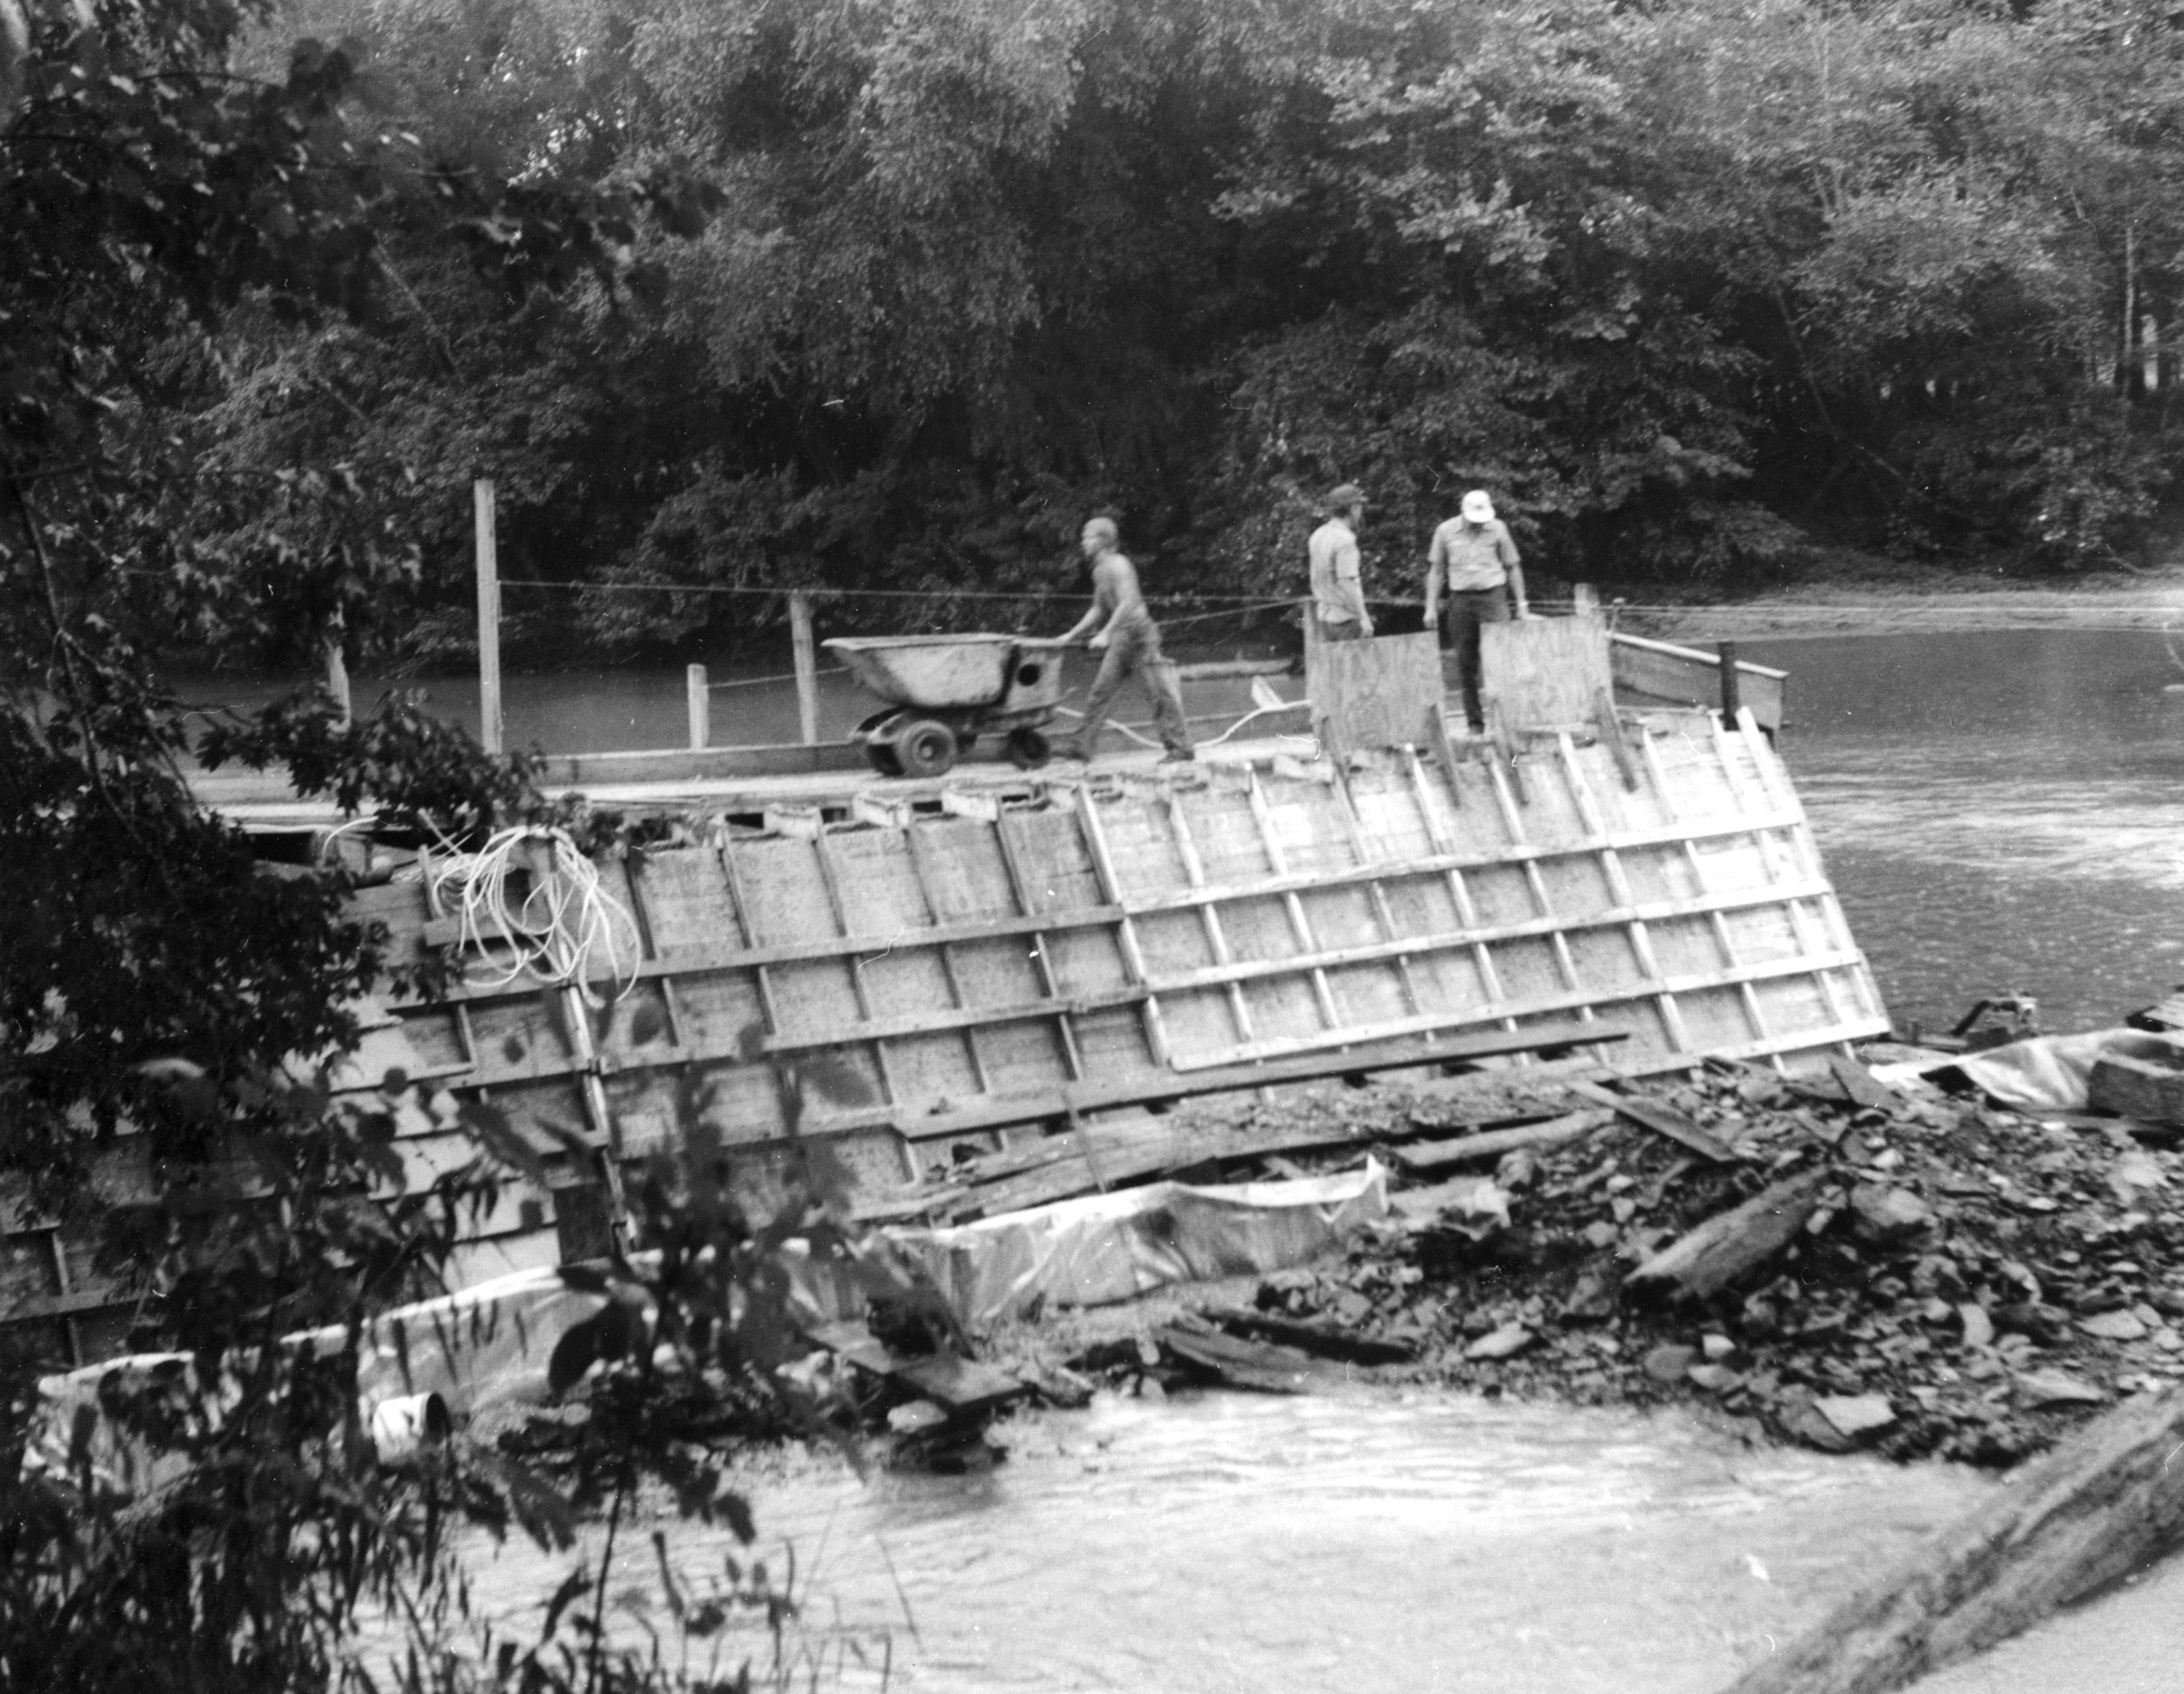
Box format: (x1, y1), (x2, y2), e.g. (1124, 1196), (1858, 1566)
(366, 1391), (452, 1466)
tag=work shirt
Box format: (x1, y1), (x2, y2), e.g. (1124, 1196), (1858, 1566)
(1308, 518), (1367, 624)
(1428, 516), (1520, 591)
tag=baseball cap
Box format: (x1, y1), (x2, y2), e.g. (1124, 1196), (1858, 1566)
(1461, 490), (1496, 522)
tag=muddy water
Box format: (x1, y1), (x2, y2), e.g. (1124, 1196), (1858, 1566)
(453, 1389), (1994, 1692)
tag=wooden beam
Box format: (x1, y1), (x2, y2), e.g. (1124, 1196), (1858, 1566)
(1721, 1376), (2184, 1694)
(790, 591), (819, 745)
(686, 663), (709, 750)
(473, 477), (502, 754)
(877, 1016), (1629, 1143)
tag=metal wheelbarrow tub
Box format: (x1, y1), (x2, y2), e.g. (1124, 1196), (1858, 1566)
(825, 633), (1068, 779)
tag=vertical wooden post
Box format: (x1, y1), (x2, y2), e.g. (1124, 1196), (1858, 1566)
(321, 605), (351, 728)
(686, 663), (709, 750)
(473, 478), (502, 754)
(790, 591), (818, 745)
(1572, 582), (1599, 616)
(1718, 640), (1742, 725)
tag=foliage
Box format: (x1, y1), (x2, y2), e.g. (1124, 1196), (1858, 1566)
(129, 0), (2184, 662)
(199, 688), (549, 843)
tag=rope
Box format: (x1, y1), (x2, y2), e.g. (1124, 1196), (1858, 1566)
(502, 577), (1305, 615)
(428, 826), (642, 1006)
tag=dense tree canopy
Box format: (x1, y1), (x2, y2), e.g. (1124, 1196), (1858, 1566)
(66, 0), (2179, 677)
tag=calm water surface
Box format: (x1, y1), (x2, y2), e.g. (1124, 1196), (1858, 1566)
(1745, 629), (2184, 1034)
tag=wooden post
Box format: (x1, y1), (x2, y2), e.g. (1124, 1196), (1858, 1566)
(1572, 582), (1599, 616)
(1717, 640), (1741, 726)
(473, 478), (502, 754)
(790, 591), (818, 745)
(321, 605), (351, 729)
(686, 663), (709, 750)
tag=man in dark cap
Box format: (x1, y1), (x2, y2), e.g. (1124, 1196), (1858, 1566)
(1057, 515), (1194, 764)
(1308, 482), (1372, 643)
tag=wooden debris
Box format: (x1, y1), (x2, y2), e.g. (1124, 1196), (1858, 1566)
(1627, 1168), (1831, 1302)
(2087, 1045), (2184, 1124)
(1827, 1053), (1904, 1113)
(1154, 1324), (1316, 1394)
(1392, 1108), (1616, 1173)
(1568, 1080), (1738, 1164)
(1720, 1379), (2184, 1694)
(802, 1320), (1026, 1414)
(1210, 1308), (1417, 1366)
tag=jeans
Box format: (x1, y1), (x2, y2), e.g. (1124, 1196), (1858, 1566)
(1070, 617), (1193, 757)
(1443, 584), (1510, 731)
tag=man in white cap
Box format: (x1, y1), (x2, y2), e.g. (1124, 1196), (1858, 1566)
(1308, 482), (1372, 642)
(1424, 488), (1528, 733)
(1057, 515), (1194, 764)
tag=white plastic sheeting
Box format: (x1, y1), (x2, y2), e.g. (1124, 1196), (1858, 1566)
(1871, 1028), (2184, 1112)
(885, 1159), (1391, 1327)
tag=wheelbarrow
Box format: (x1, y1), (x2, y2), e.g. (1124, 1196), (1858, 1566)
(824, 633), (1068, 778)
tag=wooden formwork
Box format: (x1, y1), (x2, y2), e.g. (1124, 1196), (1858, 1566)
(336, 703), (1885, 1278)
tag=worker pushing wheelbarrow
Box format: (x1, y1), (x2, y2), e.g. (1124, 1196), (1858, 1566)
(825, 633), (1067, 778)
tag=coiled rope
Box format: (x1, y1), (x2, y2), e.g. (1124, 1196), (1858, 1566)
(428, 826), (641, 1006)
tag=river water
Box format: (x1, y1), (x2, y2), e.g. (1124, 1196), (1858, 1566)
(259, 627), (2184, 1689)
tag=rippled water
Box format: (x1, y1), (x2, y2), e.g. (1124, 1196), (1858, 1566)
(453, 1389), (1993, 1693)
(1747, 629), (2184, 1034)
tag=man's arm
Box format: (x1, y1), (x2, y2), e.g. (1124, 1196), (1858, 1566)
(1061, 567), (1114, 643)
(1497, 525), (1529, 617)
(1337, 532), (1372, 632)
(1422, 527), (1446, 626)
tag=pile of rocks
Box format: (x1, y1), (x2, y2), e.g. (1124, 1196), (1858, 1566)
(1244, 1057), (2184, 1462)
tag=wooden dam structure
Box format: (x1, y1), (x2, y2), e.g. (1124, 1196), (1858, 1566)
(4, 612), (1881, 1348)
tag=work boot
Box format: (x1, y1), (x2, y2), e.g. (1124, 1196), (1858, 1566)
(1159, 746), (1195, 764)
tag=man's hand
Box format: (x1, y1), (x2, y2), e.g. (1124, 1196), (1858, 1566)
(1422, 600), (1438, 627)
(1359, 619), (1375, 638)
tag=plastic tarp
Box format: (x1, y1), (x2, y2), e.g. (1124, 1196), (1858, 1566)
(884, 1159), (1390, 1327)
(1870, 1028), (2184, 1112)
(24, 1266), (610, 1489)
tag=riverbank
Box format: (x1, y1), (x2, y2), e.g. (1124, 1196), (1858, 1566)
(951, 1053), (2184, 1473)
(1588, 553), (2184, 643)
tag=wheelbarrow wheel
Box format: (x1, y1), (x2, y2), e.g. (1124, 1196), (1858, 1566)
(1005, 726), (1052, 771)
(895, 718), (958, 779)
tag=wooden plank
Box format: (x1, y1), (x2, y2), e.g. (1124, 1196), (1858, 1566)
(1113, 806), (1811, 921)
(1306, 631), (1444, 752)
(413, 904), (1132, 992)
(1392, 1108), (1617, 1172)
(1075, 785), (1178, 1067)
(536, 742), (871, 787)
(1482, 609), (1614, 730)
(1165, 949), (1868, 1072)
(758, 985), (1149, 1054)
(1610, 630), (1786, 734)
(1566, 1079), (1738, 1163)
(874, 1017), (1627, 1143)
(1721, 1376), (2184, 1694)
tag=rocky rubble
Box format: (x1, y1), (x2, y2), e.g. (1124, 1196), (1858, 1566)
(1064, 1054), (2184, 1466)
